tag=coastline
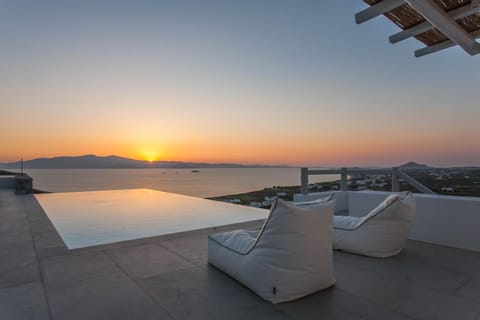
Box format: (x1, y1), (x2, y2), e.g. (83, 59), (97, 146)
(209, 180), (342, 208)
(210, 167), (480, 208)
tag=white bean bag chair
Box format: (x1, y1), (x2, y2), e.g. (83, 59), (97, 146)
(333, 192), (415, 258)
(208, 197), (336, 304)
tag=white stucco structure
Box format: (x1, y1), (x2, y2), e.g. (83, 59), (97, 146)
(295, 190), (480, 252)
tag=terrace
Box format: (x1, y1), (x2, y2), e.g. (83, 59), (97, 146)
(2, 2), (480, 317)
(1, 173), (480, 319)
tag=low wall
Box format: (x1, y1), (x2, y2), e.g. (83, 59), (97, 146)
(0, 173), (33, 193)
(295, 190), (480, 252)
(0, 176), (15, 189)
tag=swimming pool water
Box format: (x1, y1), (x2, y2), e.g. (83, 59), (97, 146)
(35, 188), (268, 249)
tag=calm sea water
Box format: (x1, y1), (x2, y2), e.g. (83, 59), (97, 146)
(23, 168), (339, 198)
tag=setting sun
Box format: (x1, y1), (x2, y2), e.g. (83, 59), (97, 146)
(139, 147), (164, 163)
(0, 1), (479, 169)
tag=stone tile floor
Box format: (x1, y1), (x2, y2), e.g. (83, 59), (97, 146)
(1, 190), (480, 320)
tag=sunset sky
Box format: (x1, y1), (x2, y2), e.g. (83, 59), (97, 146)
(1, 0), (479, 166)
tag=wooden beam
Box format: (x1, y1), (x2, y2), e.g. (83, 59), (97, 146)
(405, 0), (480, 55)
(355, 0), (405, 24)
(390, 4), (480, 44)
(415, 29), (480, 57)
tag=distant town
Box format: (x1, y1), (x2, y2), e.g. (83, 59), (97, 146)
(211, 165), (480, 209)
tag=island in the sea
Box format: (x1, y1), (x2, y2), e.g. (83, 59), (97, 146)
(0, 154), (289, 169)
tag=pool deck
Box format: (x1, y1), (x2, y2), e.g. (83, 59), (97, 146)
(1, 189), (480, 320)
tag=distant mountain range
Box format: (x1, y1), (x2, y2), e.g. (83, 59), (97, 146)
(0, 155), (288, 169)
(1, 156), (476, 170)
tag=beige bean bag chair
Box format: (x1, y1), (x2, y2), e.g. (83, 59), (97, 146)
(333, 192), (415, 258)
(208, 197), (335, 304)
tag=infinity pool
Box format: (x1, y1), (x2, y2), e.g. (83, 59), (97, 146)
(35, 188), (268, 249)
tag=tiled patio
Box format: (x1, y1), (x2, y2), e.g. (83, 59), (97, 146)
(1, 190), (480, 320)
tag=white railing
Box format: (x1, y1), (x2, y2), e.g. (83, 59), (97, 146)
(300, 167), (435, 195)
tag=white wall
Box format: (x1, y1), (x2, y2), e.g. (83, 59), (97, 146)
(295, 190), (480, 252)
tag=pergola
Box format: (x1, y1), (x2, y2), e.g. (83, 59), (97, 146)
(356, 0), (480, 57)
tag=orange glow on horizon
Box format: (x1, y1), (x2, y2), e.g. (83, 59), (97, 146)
(138, 146), (166, 163)
(1, 115), (479, 167)
(1, 1), (480, 169)
(1, 132), (479, 167)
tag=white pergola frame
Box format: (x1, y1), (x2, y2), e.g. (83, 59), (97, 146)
(355, 0), (480, 57)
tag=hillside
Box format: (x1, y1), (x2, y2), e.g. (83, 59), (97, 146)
(0, 155), (287, 169)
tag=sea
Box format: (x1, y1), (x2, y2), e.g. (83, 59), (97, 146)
(21, 168), (339, 198)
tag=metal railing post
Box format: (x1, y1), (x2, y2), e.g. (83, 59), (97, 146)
(300, 167), (309, 195)
(340, 167), (348, 191)
(392, 167), (400, 192)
